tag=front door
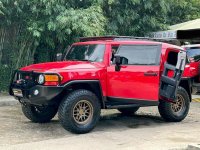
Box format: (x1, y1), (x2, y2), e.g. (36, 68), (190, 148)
(107, 44), (161, 102)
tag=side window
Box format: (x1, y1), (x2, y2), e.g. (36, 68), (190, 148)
(116, 45), (161, 65)
(186, 47), (200, 62)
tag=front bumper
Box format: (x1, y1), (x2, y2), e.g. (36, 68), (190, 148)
(11, 85), (63, 105)
(9, 71), (64, 105)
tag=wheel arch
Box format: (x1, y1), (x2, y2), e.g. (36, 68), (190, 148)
(62, 80), (105, 108)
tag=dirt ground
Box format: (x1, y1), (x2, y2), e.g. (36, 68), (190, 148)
(0, 98), (200, 150)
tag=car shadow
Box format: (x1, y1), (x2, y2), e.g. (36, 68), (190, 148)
(22, 111), (169, 134)
(95, 112), (168, 131)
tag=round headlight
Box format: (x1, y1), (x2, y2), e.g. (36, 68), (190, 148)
(38, 74), (45, 84)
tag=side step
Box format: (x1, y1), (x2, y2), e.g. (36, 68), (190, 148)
(105, 98), (159, 109)
(106, 103), (141, 109)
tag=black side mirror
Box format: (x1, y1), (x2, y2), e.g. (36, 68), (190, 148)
(114, 54), (122, 71)
(115, 54), (122, 65)
(56, 53), (63, 61)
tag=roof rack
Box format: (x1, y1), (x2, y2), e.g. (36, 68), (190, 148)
(79, 36), (153, 42)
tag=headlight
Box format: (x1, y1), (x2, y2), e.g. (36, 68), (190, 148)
(38, 74), (45, 84)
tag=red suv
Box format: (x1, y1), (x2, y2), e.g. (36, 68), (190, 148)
(182, 44), (200, 94)
(10, 36), (190, 134)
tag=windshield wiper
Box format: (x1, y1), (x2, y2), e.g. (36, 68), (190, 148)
(68, 59), (94, 62)
(79, 59), (92, 62)
(194, 58), (200, 62)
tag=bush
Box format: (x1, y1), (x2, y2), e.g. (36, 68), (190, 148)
(0, 65), (12, 92)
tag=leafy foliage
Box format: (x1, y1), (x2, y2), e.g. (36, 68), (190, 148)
(103, 0), (169, 36)
(166, 0), (200, 25)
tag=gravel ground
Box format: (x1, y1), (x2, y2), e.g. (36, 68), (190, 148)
(0, 97), (200, 150)
(0, 95), (18, 106)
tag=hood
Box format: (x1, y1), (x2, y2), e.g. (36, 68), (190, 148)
(20, 61), (104, 72)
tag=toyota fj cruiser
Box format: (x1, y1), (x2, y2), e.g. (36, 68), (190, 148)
(9, 36), (190, 134)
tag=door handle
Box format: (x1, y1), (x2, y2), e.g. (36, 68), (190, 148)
(144, 71), (158, 76)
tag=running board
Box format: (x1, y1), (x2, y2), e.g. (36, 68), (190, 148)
(106, 104), (141, 109)
(105, 97), (159, 109)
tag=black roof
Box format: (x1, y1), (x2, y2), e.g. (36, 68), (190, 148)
(79, 36), (152, 42)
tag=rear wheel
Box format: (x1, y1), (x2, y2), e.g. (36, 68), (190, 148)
(118, 107), (140, 115)
(158, 86), (190, 122)
(58, 89), (101, 134)
(22, 104), (58, 123)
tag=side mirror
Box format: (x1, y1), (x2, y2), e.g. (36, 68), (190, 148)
(56, 53), (63, 61)
(114, 54), (122, 71)
(115, 54), (122, 65)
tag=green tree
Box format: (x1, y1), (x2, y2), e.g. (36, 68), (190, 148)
(103, 0), (169, 36)
(166, 0), (200, 25)
(0, 0), (200, 92)
(25, 0), (106, 61)
(0, 0), (106, 91)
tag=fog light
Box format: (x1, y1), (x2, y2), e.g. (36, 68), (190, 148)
(34, 89), (39, 96)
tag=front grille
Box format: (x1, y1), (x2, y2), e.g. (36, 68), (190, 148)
(9, 70), (40, 96)
(12, 71), (40, 89)
(18, 71), (35, 82)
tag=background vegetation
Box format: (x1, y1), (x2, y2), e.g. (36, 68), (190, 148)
(0, 0), (200, 92)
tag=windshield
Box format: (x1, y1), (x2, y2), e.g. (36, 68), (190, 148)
(64, 44), (105, 62)
(186, 47), (200, 61)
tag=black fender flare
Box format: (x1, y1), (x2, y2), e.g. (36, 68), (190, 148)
(61, 80), (106, 108)
(179, 78), (192, 101)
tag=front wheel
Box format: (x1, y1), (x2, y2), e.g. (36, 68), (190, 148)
(158, 86), (190, 122)
(58, 89), (101, 134)
(22, 104), (58, 123)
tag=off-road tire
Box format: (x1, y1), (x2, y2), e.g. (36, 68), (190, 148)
(58, 89), (101, 134)
(22, 104), (58, 123)
(158, 86), (190, 122)
(118, 107), (140, 115)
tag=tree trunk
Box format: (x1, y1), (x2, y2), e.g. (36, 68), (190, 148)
(0, 28), (6, 63)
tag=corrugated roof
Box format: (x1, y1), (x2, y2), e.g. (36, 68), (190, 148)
(170, 18), (200, 30)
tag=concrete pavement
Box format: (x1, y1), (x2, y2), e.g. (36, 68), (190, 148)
(0, 95), (200, 149)
(0, 103), (200, 150)
(0, 95), (18, 106)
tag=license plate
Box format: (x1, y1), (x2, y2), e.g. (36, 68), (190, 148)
(13, 89), (23, 97)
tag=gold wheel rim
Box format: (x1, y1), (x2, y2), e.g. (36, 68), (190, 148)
(73, 100), (93, 125)
(171, 94), (185, 114)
